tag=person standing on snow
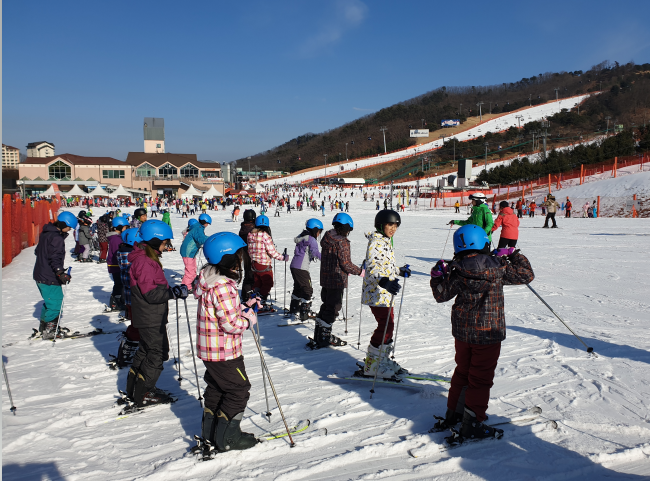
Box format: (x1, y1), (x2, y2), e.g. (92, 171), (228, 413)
(543, 195), (561, 228)
(448, 192), (494, 243)
(428, 225), (534, 439)
(491, 201), (519, 248)
(32, 211), (77, 339)
(106, 216), (131, 311)
(131, 208), (147, 229)
(288, 219), (323, 322)
(238, 210), (257, 302)
(180, 213), (212, 287)
(361, 210), (411, 379)
(565, 198), (572, 218)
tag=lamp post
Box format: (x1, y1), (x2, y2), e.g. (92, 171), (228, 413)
(515, 114), (524, 129)
(247, 156), (251, 181)
(345, 143), (348, 160)
(324, 154), (327, 177)
(484, 142), (489, 175)
(476, 102), (484, 122)
(554, 87), (559, 101)
(380, 126), (388, 153)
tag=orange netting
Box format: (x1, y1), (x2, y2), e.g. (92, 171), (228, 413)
(2, 195), (61, 267)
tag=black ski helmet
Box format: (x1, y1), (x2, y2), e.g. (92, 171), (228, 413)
(243, 209), (257, 222)
(134, 208), (147, 218)
(375, 209), (401, 233)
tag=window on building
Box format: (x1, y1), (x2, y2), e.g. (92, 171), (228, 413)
(159, 163), (177, 177)
(49, 160), (71, 180)
(202, 171), (220, 178)
(135, 163), (156, 177)
(180, 164), (199, 177)
(102, 170), (125, 179)
(156, 144), (161, 149)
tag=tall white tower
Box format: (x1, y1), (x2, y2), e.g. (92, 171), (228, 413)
(143, 118), (165, 153)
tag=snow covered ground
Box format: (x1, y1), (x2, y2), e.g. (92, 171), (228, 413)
(3, 191), (650, 480)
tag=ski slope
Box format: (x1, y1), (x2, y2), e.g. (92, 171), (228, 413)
(3, 194), (650, 480)
(262, 94), (593, 186)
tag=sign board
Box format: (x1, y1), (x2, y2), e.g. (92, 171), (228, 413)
(157, 190), (164, 194)
(410, 129), (429, 138)
(441, 119), (460, 127)
(625, 200), (640, 210)
(615, 124), (624, 132)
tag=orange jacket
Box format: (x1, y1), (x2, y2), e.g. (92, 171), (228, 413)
(492, 206), (519, 239)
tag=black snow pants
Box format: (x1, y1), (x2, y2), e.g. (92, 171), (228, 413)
(203, 356), (251, 419)
(131, 323), (169, 391)
(543, 213), (557, 228)
(316, 287), (344, 325)
(290, 268), (313, 313)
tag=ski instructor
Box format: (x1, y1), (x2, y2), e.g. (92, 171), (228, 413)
(448, 193), (494, 244)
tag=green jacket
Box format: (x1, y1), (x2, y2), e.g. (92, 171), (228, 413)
(162, 212), (171, 227)
(454, 202), (494, 241)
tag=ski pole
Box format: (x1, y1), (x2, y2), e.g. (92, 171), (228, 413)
(357, 304), (363, 349)
(283, 248), (288, 313)
(441, 225), (453, 260)
(391, 274), (407, 359)
(249, 314), (296, 447)
(52, 267), (72, 344)
(166, 324), (179, 379)
(344, 285), (348, 334)
(526, 284), (596, 356)
(254, 316), (272, 421)
(2, 360), (17, 415)
(182, 298), (204, 406)
(274, 259), (277, 303)
(175, 299), (183, 384)
(370, 294), (395, 399)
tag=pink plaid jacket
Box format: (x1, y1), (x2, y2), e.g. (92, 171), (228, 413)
(194, 269), (251, 362)
(247, 230), (284, 266)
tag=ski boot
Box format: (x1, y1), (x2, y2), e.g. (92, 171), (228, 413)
(113, 331), (139, 369)
(458, 407), (503, 440)
(214, 410), (257, 452)
(105, 295), (125, 312)
(299, 300), (313, 322)
(362, 344), (400, 379)
(37, 319), (71, 340)
(132, 374), (175, 409)
(308, 319), (347, 349)
(380, 341), (408, 375)
(429, 408), (464, 433)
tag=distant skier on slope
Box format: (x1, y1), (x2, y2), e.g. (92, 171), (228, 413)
(448, 193), (494, 243)
(428, 225), (534, 439)
(543, 195), (561, 228)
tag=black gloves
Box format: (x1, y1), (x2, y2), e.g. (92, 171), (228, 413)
(56, 268), (71, 285)
(172, 285), (189, 299)
(399, 264), (411, 278)
(378, 277), (401, 295)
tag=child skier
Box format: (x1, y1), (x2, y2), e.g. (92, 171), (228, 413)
(491, 201), (519, 248)
(180, 213), (212, 287)
(311, 213), (364, 349)
(448, 193), (494, 244)
(361, 210), (411, 378)
(113, 228), (141, 369)
(126, 219), (182, 408)
(429, 225), (534, 440)
(194, 232), (260, 453)
(130, 208), (147, 229)
(182, 218), (199, 239)
(288, 218), (323, 322)
(247, 215), (288, 312)
(32, 211), (77, 339)
(106, 216), (130, 311)
(238, 210), (257, 302)
(77, 215), (93, 262)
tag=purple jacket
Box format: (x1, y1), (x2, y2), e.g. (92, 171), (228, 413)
(290, 230), (321, 271)
(128, 246), (171, 329)
(106, 231), (122, 274)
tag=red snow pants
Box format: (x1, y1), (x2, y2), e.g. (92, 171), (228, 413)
(252, 262), (274, 298)
(369, 306), (394, 348)
(99, 241), (109, 260)
(447, 339), (501, 422)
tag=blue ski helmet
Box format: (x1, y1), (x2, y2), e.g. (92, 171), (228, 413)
(332, 212), (354, 229)
(203, 232), (247, 265)
(112, 216), (130, 228)
(306, 218), (324, 231)
(188, 218), (199, 227)
(255, 215), (270, 227)
(57, 211), (78, 229)
(121, 228), (142, 246)
(139, 219), (174, 241)
(199, 213), (212, 225)
(453, 225), (489, 254)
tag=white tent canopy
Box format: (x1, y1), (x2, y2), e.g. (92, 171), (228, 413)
(64, 185), (89, 197)
(180, 184), (205, 199)
(41, 185), (61, 197)
(254, 184), (265, 193)
(89, 185), (110, 197)
(108, 184), (133, 198)
(202, 185), (222, 199)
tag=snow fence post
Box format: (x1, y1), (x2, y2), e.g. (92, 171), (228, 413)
(597, 196), (600, 218)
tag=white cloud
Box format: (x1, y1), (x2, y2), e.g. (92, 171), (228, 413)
(298, 0), (368, 57)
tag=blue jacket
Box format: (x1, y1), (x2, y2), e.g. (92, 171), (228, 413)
(290, 230), (321, 271)
(33, 223), (67, 285)
(180, 222), (208, 258)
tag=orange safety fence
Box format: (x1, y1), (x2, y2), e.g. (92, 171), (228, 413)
(2, 194), (61, 267)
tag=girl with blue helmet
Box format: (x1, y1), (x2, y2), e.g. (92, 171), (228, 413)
(106, 215), (131, 311)
(180, 213), (212, 287)
(287, 219), (323, 322)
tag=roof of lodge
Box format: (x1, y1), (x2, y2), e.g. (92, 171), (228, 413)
(24, 154), (124, 165)
(126, 152), (220, 168)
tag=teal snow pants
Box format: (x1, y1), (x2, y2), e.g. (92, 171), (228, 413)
(36, 282), (63, 322)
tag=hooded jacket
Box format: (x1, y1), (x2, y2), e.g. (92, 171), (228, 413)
(319, 228), (362, 289)
(78, 223), (92, 246)
(128, 246), (171, 329)
(491, 206), (520, 240)
(33, 223), (67, 285)
(106, 231), (122, 274)
(430, 252), (534, 344)
(97, 218), (109, 243)
(180, 222), (208, 258)
(194, 268), (251, 362)
(361, 231), (400, 307)
(544, 198), (561, 214)
(453, 202), (494, 241)
(290, 230), (321, 271)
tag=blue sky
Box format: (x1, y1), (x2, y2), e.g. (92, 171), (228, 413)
(3, 0), (649, 163)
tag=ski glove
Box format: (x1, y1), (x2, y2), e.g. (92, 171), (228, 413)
(172, 285), (189, 299)
(282, 254), (290, 262)
(245, 296), (263, 311)
(430, 260), (448, 278)
(378, 277), (401, 295)
(242, 308), (258, 330)
(359, 268), (366, 278)
(399, 264), (411, 278)
(493, 247), (516, 257)
(448, 220), (456, 226)
(55, 268), (71, 285)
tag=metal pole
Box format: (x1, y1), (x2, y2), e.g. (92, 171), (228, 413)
(175, 299), (183, 383)
(255, 320), (272, 420)
(2, 360), (17, 415)
(52, 267), (72, 343)
(370, 295), (396, 399)
(344, 286), (348, 334)
(283, 248), (287, 312)
(274, 259), (277, 303)
(182, 299), (204, 406)
(166, 324), (179, 381)
(391, 277), (407, 359)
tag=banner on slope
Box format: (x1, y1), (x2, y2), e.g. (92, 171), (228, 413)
(410, 129), (429, 138)
(441, 119), (460, 127)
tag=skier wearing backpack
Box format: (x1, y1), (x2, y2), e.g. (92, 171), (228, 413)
(428, 225), (534, 440)
(288, 219), (323, 322)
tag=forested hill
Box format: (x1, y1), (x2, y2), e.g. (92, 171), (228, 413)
(234, 61), (650, 174)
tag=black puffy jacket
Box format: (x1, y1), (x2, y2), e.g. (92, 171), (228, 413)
(33, 224), (67, 285)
